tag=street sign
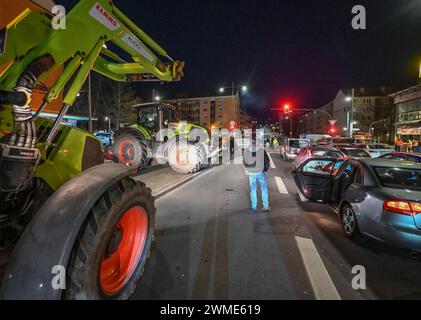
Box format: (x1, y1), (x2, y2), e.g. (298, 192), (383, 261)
(329, 120), (337, 126)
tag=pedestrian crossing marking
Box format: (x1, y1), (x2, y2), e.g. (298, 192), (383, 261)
(295, 237), (341, 300)
(274, 176), (288, 194)
(267, 153), (276, 169)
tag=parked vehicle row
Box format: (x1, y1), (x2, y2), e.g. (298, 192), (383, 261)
(282, 138), (395, 160)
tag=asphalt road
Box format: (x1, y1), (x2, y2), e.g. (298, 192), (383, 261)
(132, 152), (421, 300)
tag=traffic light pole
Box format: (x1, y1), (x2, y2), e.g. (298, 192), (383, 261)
(271, 107), (334, 138)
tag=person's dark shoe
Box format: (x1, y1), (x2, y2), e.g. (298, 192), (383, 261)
(262, 207), (272, 213)
(250, 207), (257, 212)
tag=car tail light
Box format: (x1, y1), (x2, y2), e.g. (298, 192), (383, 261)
(410, 202), (421, 214)
(384, 200), (421, 216)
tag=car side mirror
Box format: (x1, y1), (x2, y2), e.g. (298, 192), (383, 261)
(292, 169), (297, 175)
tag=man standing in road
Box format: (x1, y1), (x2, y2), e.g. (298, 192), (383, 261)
(243, 131), (271, 212)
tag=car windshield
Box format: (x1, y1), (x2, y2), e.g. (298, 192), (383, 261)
(373, 166), (421, 191)
(346, 149), (370, 157)
(312, 150), (343, 158)
(289, 140), (309, 148)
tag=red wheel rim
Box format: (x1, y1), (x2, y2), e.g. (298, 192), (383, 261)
(100, 206), (148, 296)
(118, 141), (136, 164)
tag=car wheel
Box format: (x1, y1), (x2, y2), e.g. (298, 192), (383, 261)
(341, 204), (360, 239)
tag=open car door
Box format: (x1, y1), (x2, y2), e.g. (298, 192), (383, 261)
(292, 158), (345, 202)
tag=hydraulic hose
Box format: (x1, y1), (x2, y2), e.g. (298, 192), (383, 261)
(0, 90), (28, 106)
(7, 54), (55, 148)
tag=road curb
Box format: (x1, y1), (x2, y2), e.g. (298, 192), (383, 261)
(154, 165), (217, 199)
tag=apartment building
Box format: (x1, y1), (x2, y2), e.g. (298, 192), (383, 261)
(333, 87), (395, 142)
(390, 83), (421, 143)
(299, 102), (334, 134)
(169, 93), (252, 130)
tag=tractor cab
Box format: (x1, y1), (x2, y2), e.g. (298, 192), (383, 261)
(133, 102), (180, 135)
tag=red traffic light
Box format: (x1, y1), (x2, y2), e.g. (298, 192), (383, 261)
(330, 127), (337, 134)
(284, 104), (291, 113)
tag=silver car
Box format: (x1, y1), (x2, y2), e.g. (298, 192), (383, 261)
(356, 143), (395, 158)
(293, 158), (421, 253)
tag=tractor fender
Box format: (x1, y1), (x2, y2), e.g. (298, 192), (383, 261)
(114, 125), (151, 141)
(114, 127), (141, 137)
(0, 163), (137, 300)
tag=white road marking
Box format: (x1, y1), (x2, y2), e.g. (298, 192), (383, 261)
(295, 236), (341, 300)
(274, 176), (289, 194)
(156, 166), (217, 200)
(267, 152), (276, 169)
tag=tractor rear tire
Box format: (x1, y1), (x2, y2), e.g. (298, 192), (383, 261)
(65, 178), (155, 300)
(167, 140), (203, 174)
(113, 133), (149, 170)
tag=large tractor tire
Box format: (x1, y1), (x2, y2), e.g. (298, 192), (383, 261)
(113, 133), (149, 170)
(167, 140), (204, 174)
(65, 178), (155, 300)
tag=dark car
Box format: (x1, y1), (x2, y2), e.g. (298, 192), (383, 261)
(379, 152), (421, 163)
(293, 158), (421, 253)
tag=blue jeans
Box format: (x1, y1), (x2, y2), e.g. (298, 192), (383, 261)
(249, 173), (269, 209)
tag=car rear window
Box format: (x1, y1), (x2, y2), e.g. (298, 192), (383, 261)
(289, 140), (310, 148)
(382, 154), (418, 163)
(373, 167), (421, 191)
(346, 149), (370, 157)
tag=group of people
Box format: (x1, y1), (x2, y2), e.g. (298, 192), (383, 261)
(265, 137), (280, 149)
(396, 138), (420, 153)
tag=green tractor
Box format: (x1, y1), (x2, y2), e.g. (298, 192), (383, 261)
(0, 0), (184, 299)
(113, 102), (220, 174)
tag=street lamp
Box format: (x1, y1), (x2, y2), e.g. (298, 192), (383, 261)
(218, 82), (249, 127)
(345, 89), (355, 138)
(105, 117), (111, 132)
(155, 95), (161, 102)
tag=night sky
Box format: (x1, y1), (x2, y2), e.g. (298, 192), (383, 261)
(57, 0), (421, 117)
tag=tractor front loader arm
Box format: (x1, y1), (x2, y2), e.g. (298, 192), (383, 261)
(0, 0), (184, 171)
